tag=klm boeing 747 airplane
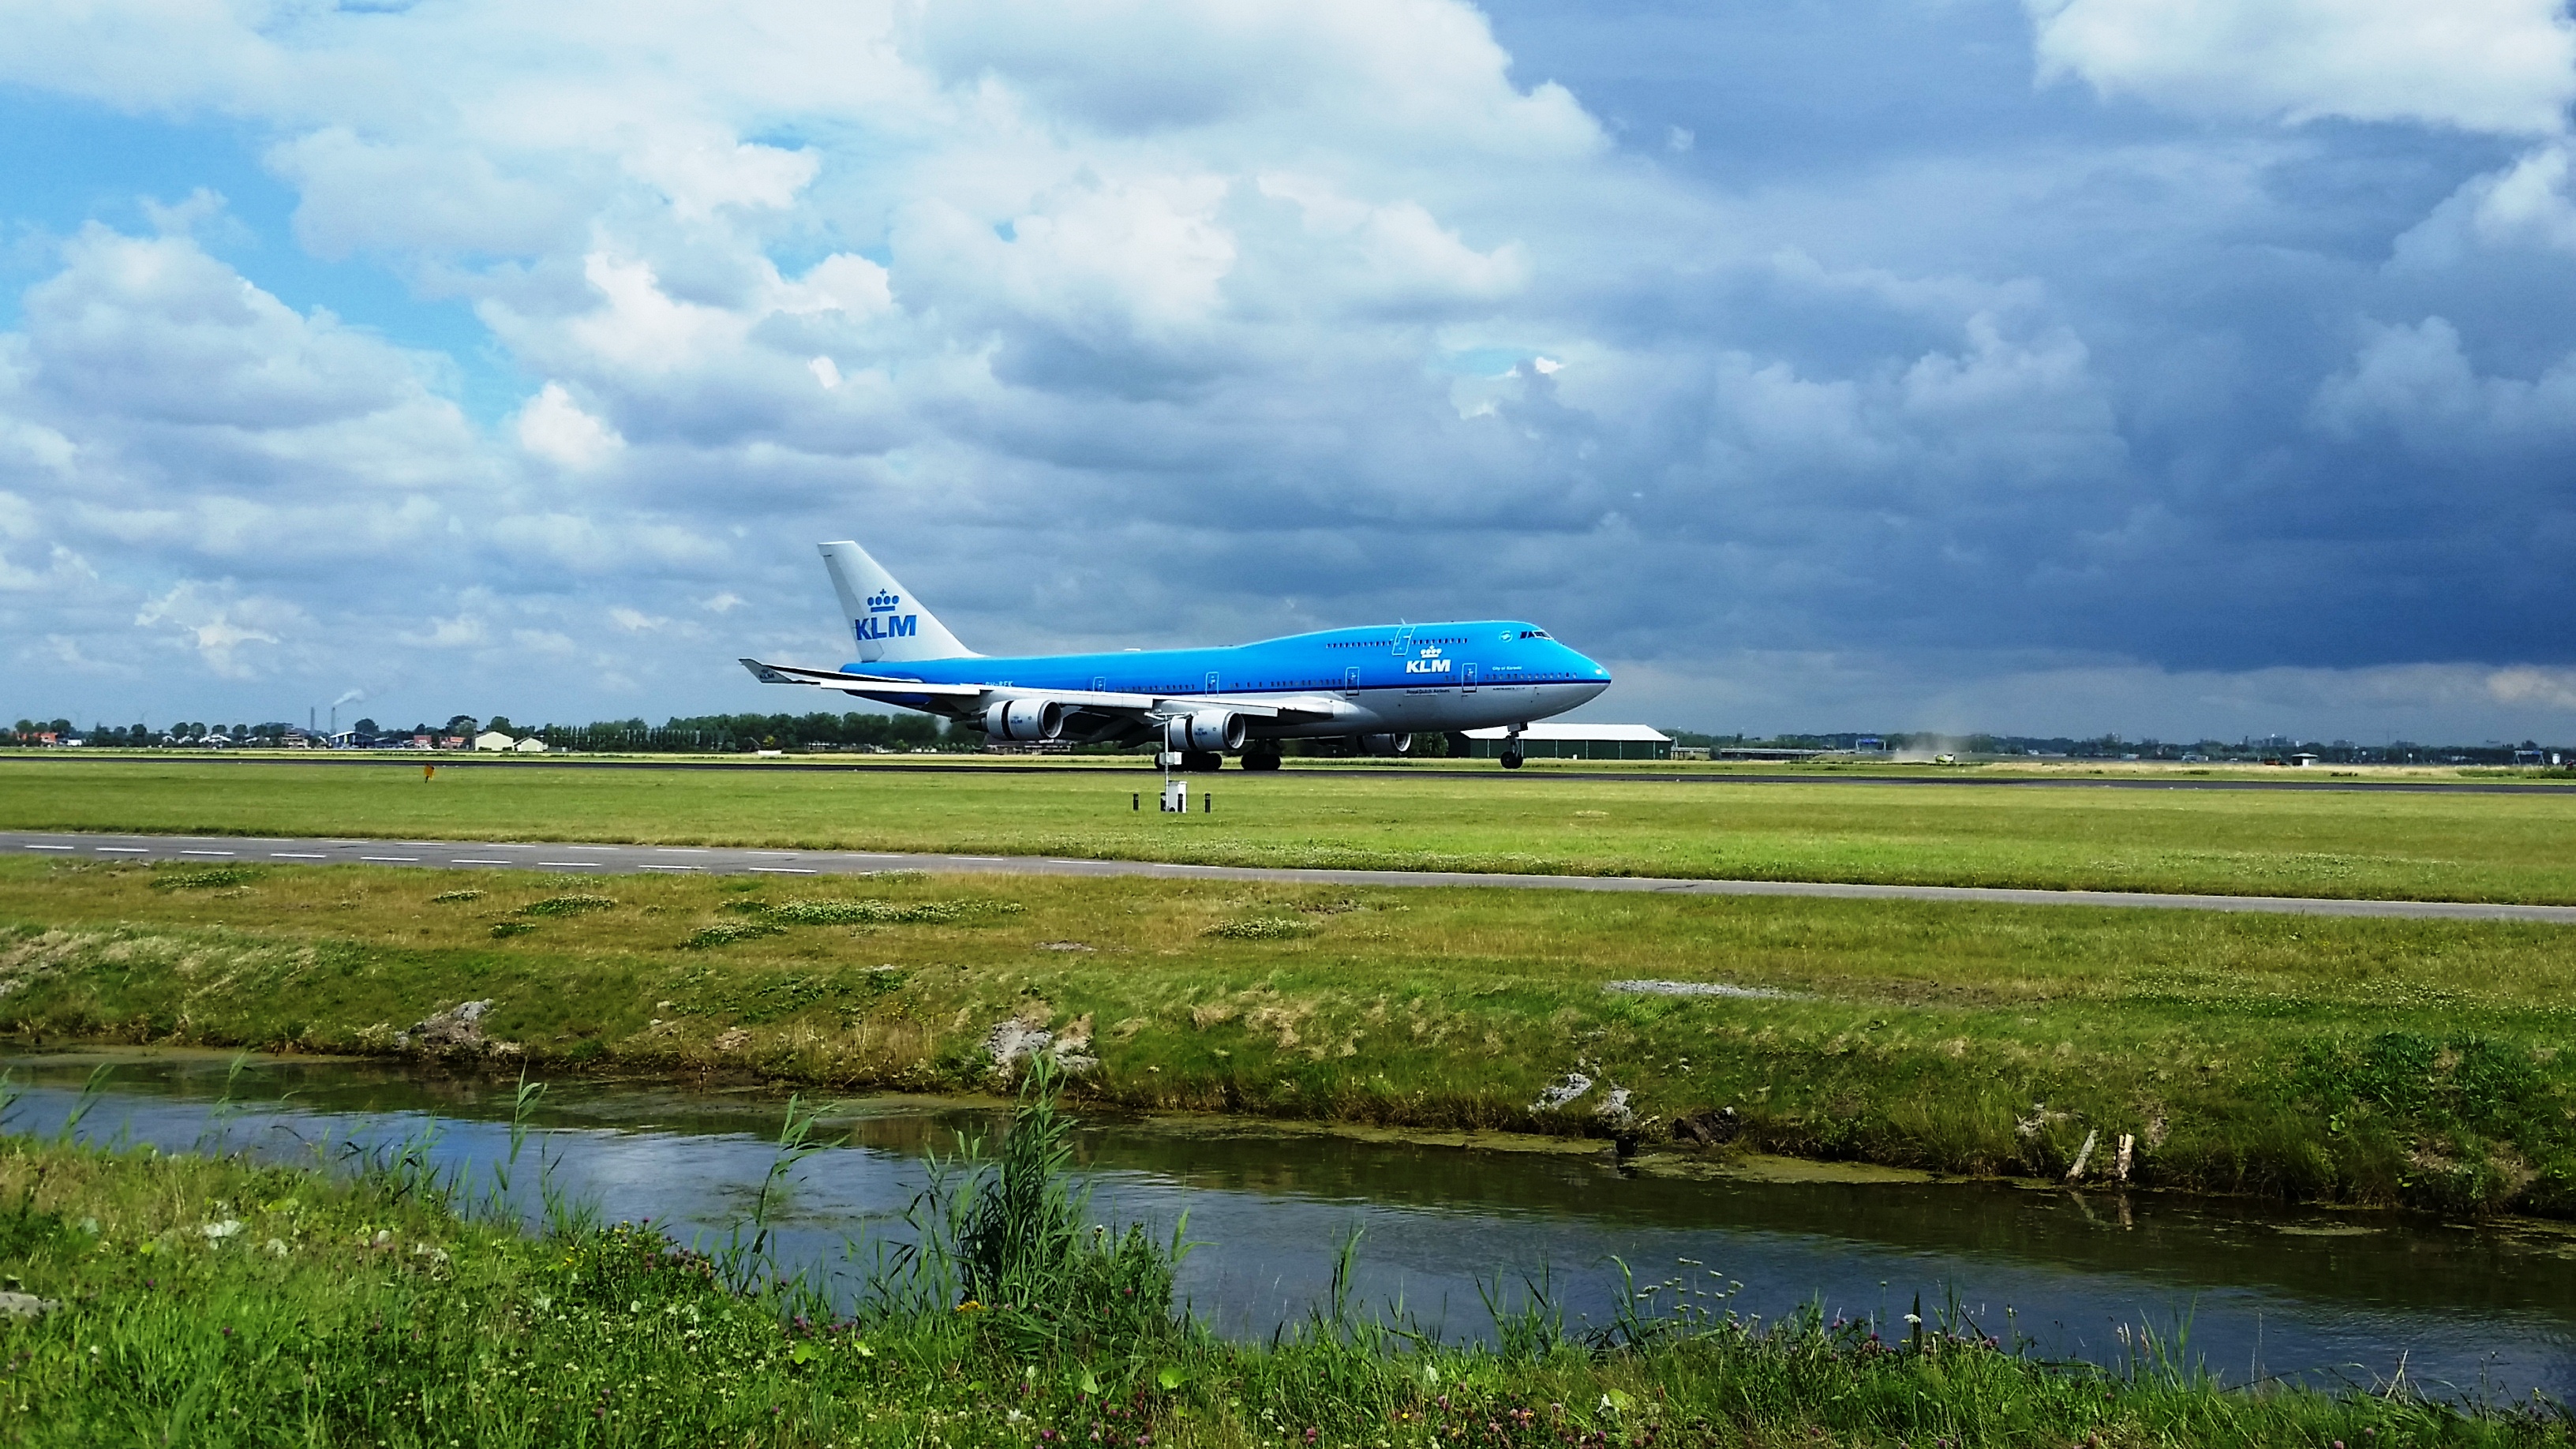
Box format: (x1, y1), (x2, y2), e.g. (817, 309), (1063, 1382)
(739, 541), (1612, 770)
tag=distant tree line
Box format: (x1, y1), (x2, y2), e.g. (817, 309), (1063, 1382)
(8, 718), (294, 747)
(1662, 729), (2568, 766)
(537, 712), (965, 753)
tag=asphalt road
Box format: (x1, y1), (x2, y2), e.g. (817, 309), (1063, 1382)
(5, 753), (2575, 792)
(9, 829), (2573, 925)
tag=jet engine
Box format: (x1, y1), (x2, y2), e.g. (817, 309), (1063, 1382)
(1358, 732), (1412, 757)
(985, 698), (1065, 742)
(1164, 710), (1245, 753)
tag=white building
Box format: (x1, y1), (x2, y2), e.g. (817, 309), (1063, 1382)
(1462, 723), (1673, 761)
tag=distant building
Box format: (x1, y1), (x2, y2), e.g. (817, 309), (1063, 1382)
(512, 736), (549, 754)
(1462, 723), (1672, 762)
(473, 731), (518, 751)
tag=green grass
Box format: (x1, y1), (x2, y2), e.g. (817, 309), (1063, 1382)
(1, 1099), (2565, 1447)
(9, 758), (2576, 903)
(4, 856), (2572, 1216)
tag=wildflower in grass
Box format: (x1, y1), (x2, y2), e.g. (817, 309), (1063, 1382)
(522, 893), (617, 917)
(1203, 916), (1311, 941)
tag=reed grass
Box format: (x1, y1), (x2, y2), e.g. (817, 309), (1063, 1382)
(0, 1078), (2563, 1447)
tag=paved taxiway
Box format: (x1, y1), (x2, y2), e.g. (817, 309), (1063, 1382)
(8, 829), (2572, 925)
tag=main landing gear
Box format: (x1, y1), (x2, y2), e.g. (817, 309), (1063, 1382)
(1241, 750), (1282, 772)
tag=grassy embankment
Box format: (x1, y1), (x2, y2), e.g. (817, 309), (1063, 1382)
(2, 1087), (2564, 1448)
(9, 759), (2576, 902)
(2, 857), (2570, 1215)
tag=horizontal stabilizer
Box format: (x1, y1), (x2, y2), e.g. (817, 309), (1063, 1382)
(738, 658), (987, 698)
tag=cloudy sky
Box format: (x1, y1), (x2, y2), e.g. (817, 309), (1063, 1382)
(5, 0), (2576, 742)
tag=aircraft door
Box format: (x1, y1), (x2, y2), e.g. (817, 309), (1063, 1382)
(1463, 662), (1477, 693)
(1343, 666), (1360, 695)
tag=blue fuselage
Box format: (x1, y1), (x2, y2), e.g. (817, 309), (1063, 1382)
(843, 620), (1610, 739)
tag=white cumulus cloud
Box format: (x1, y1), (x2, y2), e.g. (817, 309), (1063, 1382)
(514, 383), (624, 469)
(2027, 0), (2576, 135)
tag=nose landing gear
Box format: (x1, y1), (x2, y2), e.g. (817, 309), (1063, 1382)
(1499, 721), (1526, 769)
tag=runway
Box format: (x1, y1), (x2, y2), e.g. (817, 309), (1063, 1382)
(5, 752), (2575, 792)
(9, 829), (2572, 925)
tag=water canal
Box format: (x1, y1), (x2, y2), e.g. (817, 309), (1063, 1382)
(4, 1048), (2569, 1406)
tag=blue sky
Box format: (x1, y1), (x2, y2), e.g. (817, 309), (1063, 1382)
(5, 0), (2576, 743)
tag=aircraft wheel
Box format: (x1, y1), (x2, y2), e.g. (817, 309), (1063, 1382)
(1500, 750), (1524, 769)
(1242, 751), (1282, 772)
(1183, 751), (1224, 773)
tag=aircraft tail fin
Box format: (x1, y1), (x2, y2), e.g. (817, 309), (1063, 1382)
(818, 541), (977, 662)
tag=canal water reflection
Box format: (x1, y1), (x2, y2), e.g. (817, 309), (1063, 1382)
(4, 1048), (2569, 1406)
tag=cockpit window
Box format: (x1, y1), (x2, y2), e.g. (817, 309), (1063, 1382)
(1517, 630), (1551, 639)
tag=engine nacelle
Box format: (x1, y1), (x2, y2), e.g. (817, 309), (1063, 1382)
(1358, 732), (1412, 757)
(984, 698), (1065, 742)
(1165, 709), (1245, 754)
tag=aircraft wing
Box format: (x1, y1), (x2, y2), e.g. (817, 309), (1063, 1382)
(1177, 692), (1354, 721)
(740, 660), (1355, 724)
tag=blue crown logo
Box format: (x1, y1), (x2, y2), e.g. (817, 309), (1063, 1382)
(867, 590), (900, 612)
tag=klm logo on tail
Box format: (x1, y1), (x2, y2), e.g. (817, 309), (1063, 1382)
(859, 589), (915, 641)
(856, 612), (918, 644)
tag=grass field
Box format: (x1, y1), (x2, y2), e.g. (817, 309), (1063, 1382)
(9, 758), (2576, 902)
(4, 856), (2570, 1216)
(9, 1125), (2547, 1446)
